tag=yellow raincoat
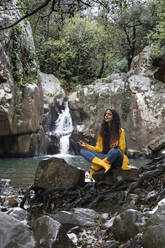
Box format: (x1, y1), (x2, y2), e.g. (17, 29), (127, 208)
(85, 128), (131, 178)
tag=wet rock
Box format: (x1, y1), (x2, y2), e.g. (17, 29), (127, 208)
(51, 208), (99, 231)
(142, 201), (165, 248)
(104, 216), (116, 228)
(67, 226), (83, 235)
(7, 207), (27, 222)
(127, 148), (146, 158)
(147, 136), (165, 152)
(145, 190), (157, 202)
(34, 157), (85, 189)
(112, 209), (146, 242)
(142, 225), (165, 248)
(0, 212), (35, 248)
(32, 215), (75, 248)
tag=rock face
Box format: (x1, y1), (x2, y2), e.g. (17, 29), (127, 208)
(69, 46), (165, 152)
(0, 0), (43, 156)
(34, 157), (85, 189)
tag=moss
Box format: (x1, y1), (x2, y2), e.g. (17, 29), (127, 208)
(121, 95), (131, 121)
(150, 43), (165, 60)
(9, 25), (37, 118)
(88, 103), (96, 108)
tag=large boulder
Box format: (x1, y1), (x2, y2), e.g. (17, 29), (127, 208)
(112, 209), (146, 242)
(142, 201), (165, 248)
(34, 157), (85, 189)
(32, 215), (75, 248)
(0, 212), (35, 248)
(69, 46), (165, 152)
(52, 208), (99, 231)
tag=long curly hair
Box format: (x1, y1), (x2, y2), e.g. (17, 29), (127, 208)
(99, 109), (121, 153)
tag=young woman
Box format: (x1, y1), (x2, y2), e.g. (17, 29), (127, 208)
(78, 109), (131, 179)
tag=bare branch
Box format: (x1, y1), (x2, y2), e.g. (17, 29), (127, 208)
(78, 0), (91, 8)
(0, 0), (52, 31)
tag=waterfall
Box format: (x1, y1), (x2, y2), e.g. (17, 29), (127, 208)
(53, 101), (73, 154)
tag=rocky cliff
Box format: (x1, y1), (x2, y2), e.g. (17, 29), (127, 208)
(0, 0), (43, 156)
(69, 47), (165, 153)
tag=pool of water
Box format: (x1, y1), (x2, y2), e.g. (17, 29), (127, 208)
(0, 154), (150, 189)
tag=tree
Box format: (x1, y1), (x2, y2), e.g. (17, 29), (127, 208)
(35, 15), (113, 90)
(109, 0), (160, 69)
(0, 0), (104, 30)
(147, 0), (165, 60)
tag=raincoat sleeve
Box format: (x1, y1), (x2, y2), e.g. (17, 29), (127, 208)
(119, 128), (131, 170)
(85, 134), (103, 153)
(119, 128), (127, 154)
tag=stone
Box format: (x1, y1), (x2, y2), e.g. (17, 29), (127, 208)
(93, 166), (139, 184)
(0, 212), (35, 248)
(127, 148), (146, 158)
(142, 199), (165, 248)
(32, 215), (75, 248)
(147, 136), (165, 152)
(34, 157), (85, 189)
(142, 225), (165, 248)
(7, 207), (27, 222)
(52, 208), (99, 231)
(112, 209), (146, 242)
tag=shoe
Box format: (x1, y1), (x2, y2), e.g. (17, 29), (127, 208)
(92, 157), (111, 173)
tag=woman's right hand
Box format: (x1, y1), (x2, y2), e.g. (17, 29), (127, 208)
(78, 140), (87, 148)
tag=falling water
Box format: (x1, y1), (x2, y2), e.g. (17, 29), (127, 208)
(53, 101), (73, 154)
(0, 178), (14, 207)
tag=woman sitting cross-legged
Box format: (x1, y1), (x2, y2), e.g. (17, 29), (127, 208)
(78, 108), (131, 179)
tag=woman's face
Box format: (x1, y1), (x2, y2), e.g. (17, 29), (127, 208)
(104, 109), (113, 124)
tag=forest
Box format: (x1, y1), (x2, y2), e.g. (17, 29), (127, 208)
(2, 0), (165, 90)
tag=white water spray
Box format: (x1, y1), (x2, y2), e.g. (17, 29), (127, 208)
(54, 102), (73, 154)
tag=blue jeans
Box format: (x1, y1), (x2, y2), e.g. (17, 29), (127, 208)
(80, 147), (123, 168)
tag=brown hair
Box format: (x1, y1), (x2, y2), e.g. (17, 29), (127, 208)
(100, 109), (121, 153)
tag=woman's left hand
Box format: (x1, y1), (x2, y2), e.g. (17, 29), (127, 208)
(78, 140), (87, 148)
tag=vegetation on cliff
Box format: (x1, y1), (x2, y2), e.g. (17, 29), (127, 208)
(1, 0), (164, 90)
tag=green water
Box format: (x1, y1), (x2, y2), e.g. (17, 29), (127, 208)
(0, 155), (150, 189)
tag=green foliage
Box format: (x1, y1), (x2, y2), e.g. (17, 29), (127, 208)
(110, 0), (160, 69)
(35, 15), (113, 90)
(147, 0), (165, 59)
(25, 0), (162, 91)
